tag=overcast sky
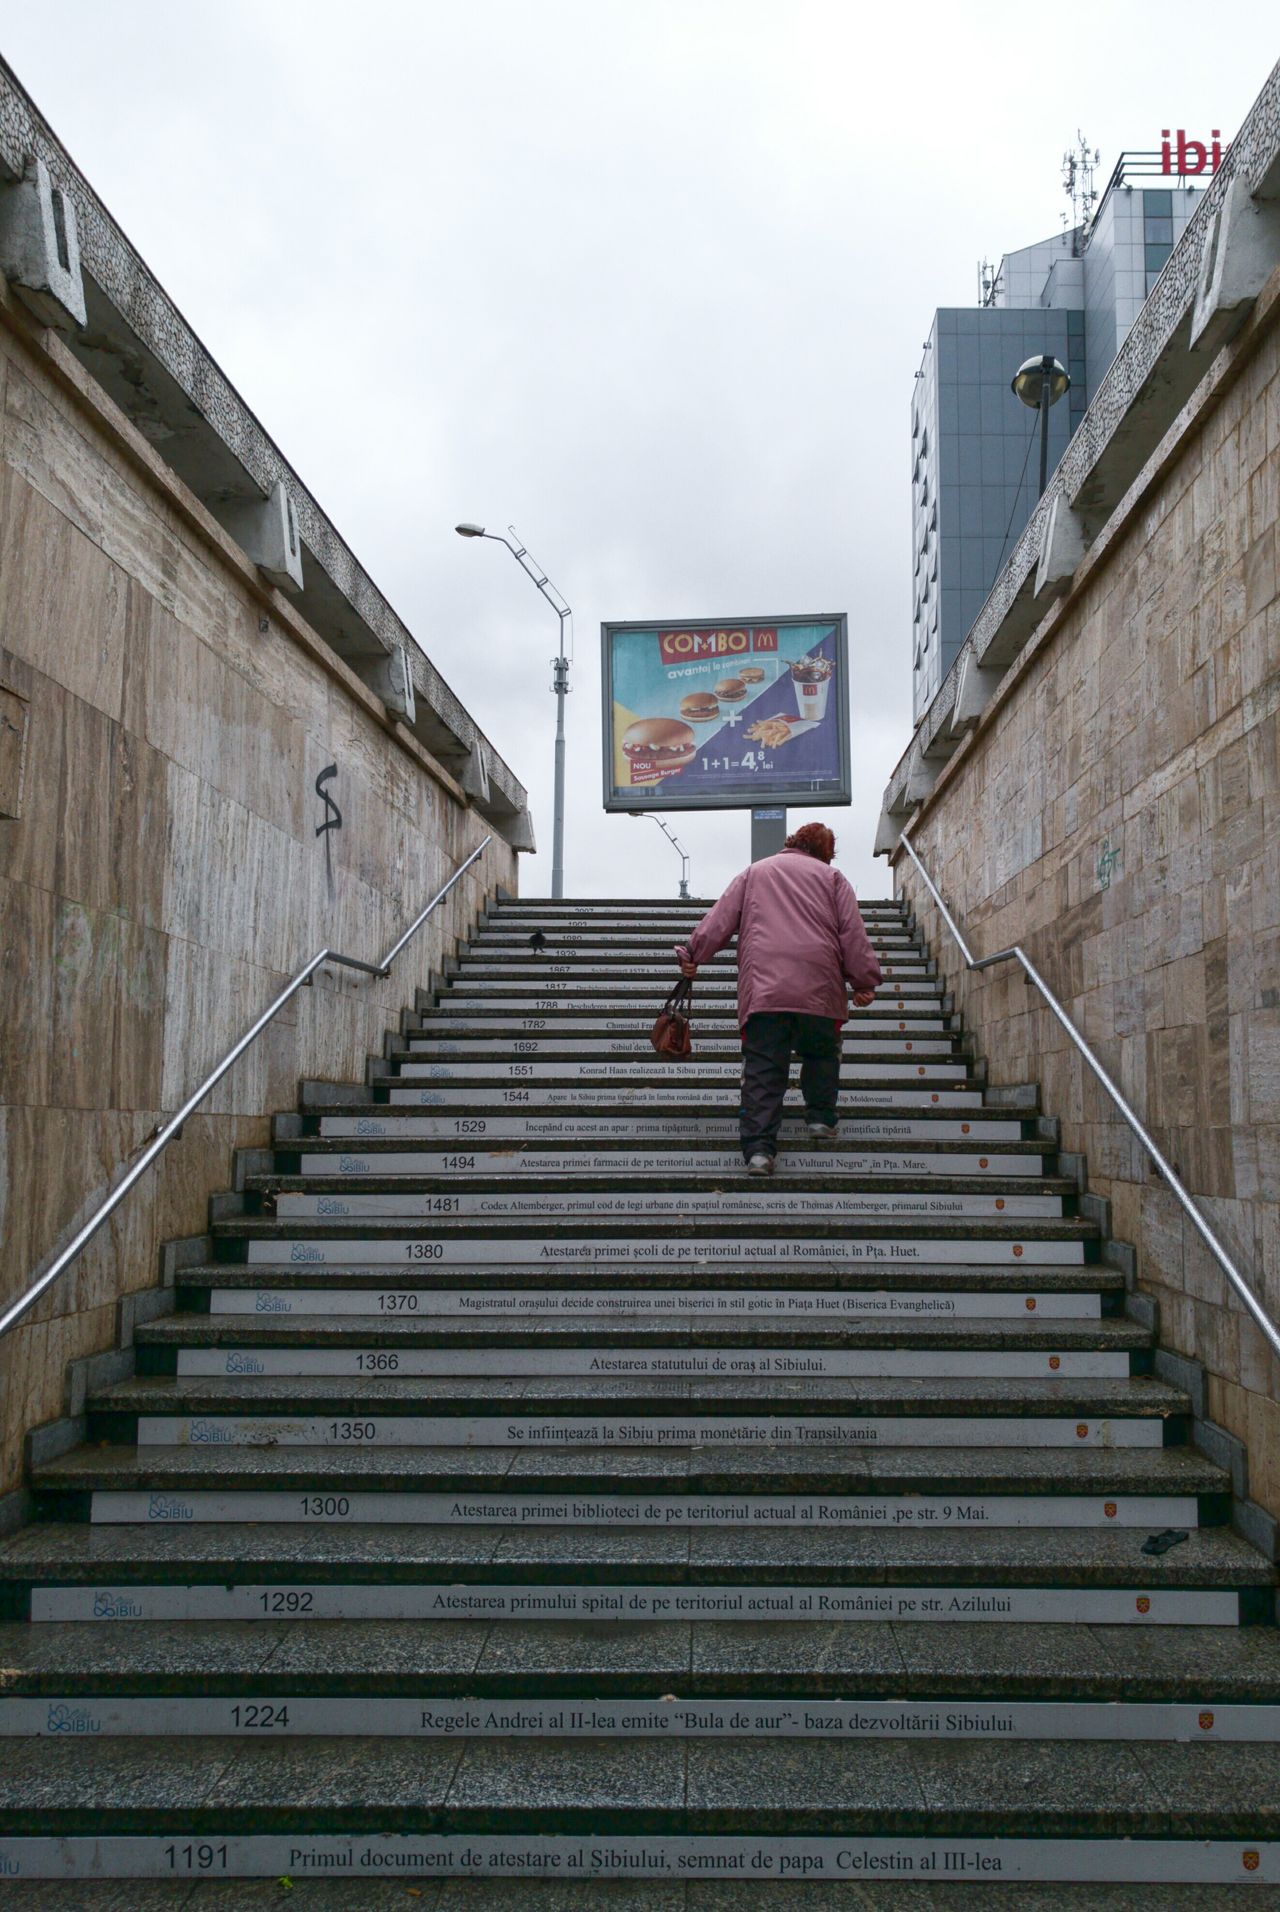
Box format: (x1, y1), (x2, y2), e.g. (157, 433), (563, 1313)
(4, 3), (1273, 902)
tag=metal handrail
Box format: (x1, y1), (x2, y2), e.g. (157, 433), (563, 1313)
(896, 832), (1280, 1363)
(1, 837), (492, 1342)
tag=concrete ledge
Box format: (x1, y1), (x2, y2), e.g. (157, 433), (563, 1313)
(1125, 1291), (1158, 1332)
(25, 1413), (85, 1471)
(1154, 1348), (1208, 1422)
(64, 1347), (133, 1419)
(0, 1485), (31, 1537)
(983, 1084), (1040, 1112)
(231, 1148), (274, 1192)
(299, 1080), (364, 1110)
(1059, 1151), (1087, 1193)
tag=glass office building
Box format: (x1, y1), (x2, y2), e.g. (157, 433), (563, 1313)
(911, 170), (1203, 723)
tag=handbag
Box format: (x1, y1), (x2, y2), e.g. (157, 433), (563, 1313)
(651, 976), (693, 1057)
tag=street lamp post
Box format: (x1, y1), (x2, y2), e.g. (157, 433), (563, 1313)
(456, 523), (571, 899)
(1011, 355), (1071, 496)
(630, 811), (691, 900)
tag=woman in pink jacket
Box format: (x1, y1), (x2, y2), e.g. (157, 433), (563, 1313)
(676, 822), (882, 1175)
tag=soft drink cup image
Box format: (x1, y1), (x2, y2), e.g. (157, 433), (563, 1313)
(790, 655), (834, 722)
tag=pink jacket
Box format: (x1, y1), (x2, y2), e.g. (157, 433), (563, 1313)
(682, 848), (883, 1026)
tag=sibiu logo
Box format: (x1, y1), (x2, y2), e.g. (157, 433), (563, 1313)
(93, 1591), (142, 1618)
(355, 1119), (385, 1136)
(290, 1243), (324, 1263)
(188, 1420), (234, 1445)
(46, 1704), (101, 1735)
(338, 1156), (368, 1174)
(148, 1494), (194, 1521)
(0, 1856), (18, 1876)
(227, 1354), (265, 1374)
(316, 1198), (350, 1216)
(255, 1294), (291, 1312)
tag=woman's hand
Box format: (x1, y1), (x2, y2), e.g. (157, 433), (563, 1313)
(851, 988), (876, 1008)
(675, 945), (698, 979)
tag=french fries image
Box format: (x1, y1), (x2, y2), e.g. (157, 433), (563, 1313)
(745, 715), (794, 747)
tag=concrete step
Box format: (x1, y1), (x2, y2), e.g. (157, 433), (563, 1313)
(121, 1409), (1168, 1452)
(456, 956), (935, 975)
(310, 1111), (1025, 1142)
(4, 1518), (1269, 1623)
(34, 1440), (1222, 1498)
(458, 969), (936, 986)
(449, 979), (944, 1003)
(383, 1085), (989, 1110)
(486, 906), (905, 921)
(5, 1613), (1280, 1701)
(258, 1190), (1072, 1225)
(218, 1223), (1097, 1269)
(0, 1739), (1279, 1879)
(283, 1144), (1050, 1178)
(136, 1312), (1148, 1383)
(386, 1060), (971, 1083)
(7, 1699), (1280, 1749)
(400, 1035), (960, 1058)
(470, 923), (918, 939)
(177, 1261), (1109, 1296)
(191, 1277), (1105, 1321)
(427, 1003), (950, 1022)
(141, 1303), (1132, 1339)
(91, 1370), (1187, 1424)
(32, 1448), (1225, 1534)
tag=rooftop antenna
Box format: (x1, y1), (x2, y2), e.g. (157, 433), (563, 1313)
(1062, 132), (1100, 254)
(977, 256), (1000, 307)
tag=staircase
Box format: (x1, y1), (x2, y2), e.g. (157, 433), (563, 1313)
(0, 893), (1277, 1895)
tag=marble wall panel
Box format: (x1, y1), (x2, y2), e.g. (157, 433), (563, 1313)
(902, 310), (1280, 1516)
(0, 316), (517, 1498)
(0, 463), (127, 723)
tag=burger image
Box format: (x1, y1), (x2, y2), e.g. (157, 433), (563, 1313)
(739, 665), (765, 684)
(679, 691), (720, 723)
(714, 676), (748, 702)
(621, 717), (697, 770)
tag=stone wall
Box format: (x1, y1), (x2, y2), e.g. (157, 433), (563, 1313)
(894, 267), (1280, 1518)
(0, 286), (516, 1503)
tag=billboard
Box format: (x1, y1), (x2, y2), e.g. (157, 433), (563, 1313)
(601, 613), (851, 813)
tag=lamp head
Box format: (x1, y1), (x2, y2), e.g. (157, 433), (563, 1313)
(1011, 355), (1069, 408)
(455, 522), (486, 538)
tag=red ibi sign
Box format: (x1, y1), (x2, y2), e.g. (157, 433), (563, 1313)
(658, 627), (778, 664)
(1161, 130), (1223, 176)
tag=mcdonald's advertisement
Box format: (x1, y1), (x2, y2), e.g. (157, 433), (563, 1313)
(601, 614), (851, 812)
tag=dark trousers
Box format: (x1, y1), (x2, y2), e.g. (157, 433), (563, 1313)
(740, 1012), (841, 1160)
